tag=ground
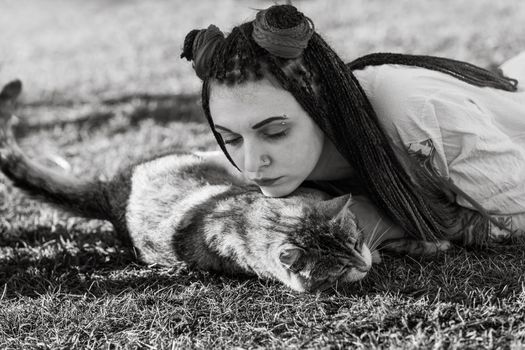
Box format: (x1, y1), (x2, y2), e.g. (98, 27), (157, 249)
(1, 0), (525, 348)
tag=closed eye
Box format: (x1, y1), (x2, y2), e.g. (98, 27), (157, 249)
(264, 130), (287, 140)
(345, 240), (357, 251)
(223, 136), (242, 146)
(354, 237), (364, 252)
(222, 129), (288, 146)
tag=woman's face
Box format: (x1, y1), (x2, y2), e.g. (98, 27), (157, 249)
(209, 77), (325, 197)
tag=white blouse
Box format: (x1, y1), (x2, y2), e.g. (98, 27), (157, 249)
(353, 52), (525, 239)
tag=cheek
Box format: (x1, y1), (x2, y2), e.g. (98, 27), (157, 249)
(275, 123), (324, 167)
(227, 148), (243, 169)
(224, 126), (323, 173)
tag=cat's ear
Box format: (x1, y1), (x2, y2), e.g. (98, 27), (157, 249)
(279, 245), (305, 272)
(0, 80), (22, 103)
(314, 194), (353, 218)
(331, 195), (356, 228)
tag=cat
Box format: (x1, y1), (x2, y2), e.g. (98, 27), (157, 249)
(0, 80), (451, 292)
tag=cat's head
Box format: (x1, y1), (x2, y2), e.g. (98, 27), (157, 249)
(273, 192), (374, 293)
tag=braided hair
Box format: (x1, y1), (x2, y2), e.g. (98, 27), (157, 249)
(181, 5), (518, 241)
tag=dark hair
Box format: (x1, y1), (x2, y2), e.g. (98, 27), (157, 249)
(181, 5), (518, 241)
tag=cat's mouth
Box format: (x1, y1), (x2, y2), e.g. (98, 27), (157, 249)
(300, 245), (374, 292)
(341, 244), (373, 283)
(342, 267), (369, 283)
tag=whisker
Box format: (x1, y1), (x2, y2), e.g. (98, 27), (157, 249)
(370, 224), (394, 252)
(367, 218), (387, 250)
(376, 239), (401, 251)
(371, 229), (392, 251)
(365, 217), (382, 247)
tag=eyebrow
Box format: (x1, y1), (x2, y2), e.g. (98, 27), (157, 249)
(214, 116), (288, 133)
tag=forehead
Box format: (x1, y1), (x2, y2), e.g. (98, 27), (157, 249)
(210, 76), (282, 101)
(209, 78), (303, 126)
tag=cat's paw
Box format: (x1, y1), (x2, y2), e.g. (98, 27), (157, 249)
(435, 240), (452, 252)
(382, 238), (453, 256)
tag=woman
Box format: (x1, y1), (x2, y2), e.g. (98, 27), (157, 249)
(181, 4), (525, 246)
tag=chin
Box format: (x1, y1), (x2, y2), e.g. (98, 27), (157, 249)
(260, 188), (285, 197)
(258, 176), (307, 198)
(259, 183), (298, 198)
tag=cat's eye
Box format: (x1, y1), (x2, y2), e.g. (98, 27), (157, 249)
(346, 239), (361, 252)
(354, 238), (363, 252)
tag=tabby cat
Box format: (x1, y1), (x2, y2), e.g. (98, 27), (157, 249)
(0, 80), (449, 292)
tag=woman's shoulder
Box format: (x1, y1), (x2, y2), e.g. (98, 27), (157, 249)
(351, 64), (480, 132)
(352, 65), (443, 142)
(352, 63), (455, 104)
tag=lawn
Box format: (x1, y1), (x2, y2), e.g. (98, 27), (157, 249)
(1, 0), (525, 348)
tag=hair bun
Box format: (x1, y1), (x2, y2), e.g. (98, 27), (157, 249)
(181, 29), (201, 61)
(265, 4), (304, 29)
(252, 5), (314, 59)
(181, 25), (225, 80)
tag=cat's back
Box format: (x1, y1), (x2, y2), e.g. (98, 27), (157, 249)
(125, 152), (246, 265)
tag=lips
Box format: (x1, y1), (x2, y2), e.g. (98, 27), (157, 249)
(251, 176), (283, 186)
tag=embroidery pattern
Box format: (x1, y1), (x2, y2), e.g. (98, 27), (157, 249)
(407, 139), (435, 162)
(406, 138), (522, 245)
(407, 139), (443, 178)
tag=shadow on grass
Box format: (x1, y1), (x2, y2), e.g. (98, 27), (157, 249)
(15, 93), (204, 138)
(114, 94), (203, 127)
(1, 231), (524, 304)
(0, 250), (255, 300)
(0, 222), (258, 300)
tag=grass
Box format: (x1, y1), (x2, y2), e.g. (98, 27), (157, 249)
(1, 0), (525, 348)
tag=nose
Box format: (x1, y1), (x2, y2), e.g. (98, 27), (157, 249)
(243, 140), (269, 176)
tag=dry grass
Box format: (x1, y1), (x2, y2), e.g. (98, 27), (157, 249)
(1, 0), (525, 348)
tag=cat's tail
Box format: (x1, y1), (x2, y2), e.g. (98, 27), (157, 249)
(0, 80), (112, 222)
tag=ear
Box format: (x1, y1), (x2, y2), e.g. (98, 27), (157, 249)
(331, 195), (356, 228)
(279, 246), (304, 271)
(314, 194), (357, 232)
(0, 80), (22, 102)
(313, 193), (353, 218)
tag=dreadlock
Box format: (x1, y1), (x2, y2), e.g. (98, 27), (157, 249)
(182, 5), (519, 241)
(347, 52), (518, 91)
